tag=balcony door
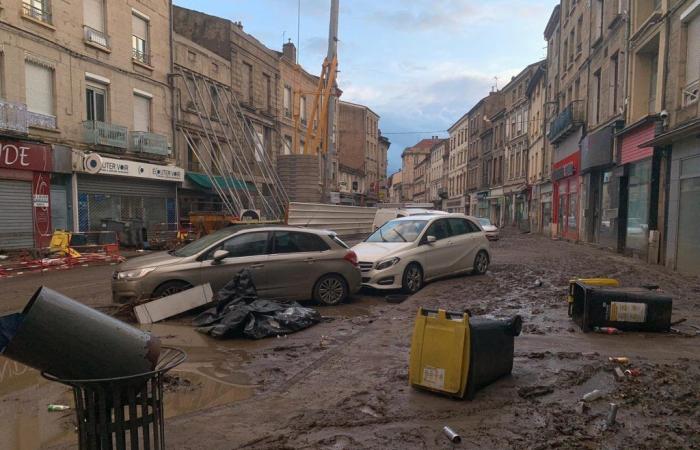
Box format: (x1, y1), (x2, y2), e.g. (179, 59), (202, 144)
(86, 84), (106, 122)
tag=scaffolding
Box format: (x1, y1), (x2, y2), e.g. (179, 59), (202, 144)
(175, 66), (289, 220)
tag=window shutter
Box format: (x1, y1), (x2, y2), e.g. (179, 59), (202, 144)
(686, 15), (700, 83)
(133, 94), (150, 131)
(132, 14), (148, 40)
(25, 62), (53, 116)
(84, 0), (104, 31)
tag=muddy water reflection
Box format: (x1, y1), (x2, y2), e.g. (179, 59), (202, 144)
(0, 323), (256, 449)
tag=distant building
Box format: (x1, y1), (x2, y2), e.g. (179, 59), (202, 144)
(402, 137), (440, 202)
(427, 139), (448, 207)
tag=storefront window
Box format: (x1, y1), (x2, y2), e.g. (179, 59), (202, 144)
(568, 181), (577, 233)
(626, 159), (651, 254)
(599, 170), (619, 249)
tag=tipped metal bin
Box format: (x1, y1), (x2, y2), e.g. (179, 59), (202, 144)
(3, 286), (160, 379)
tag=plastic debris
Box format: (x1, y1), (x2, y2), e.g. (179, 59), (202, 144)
(614, 367), (626, 381)
(575, 401), (589, 414)
(608, 357), (629, 364)
(594, 327), (622, 335)
(606, 403), (619, 427)
(624, 368), (642, 377)
(582, 389), (604, 402)
(48, 404), (71, 412)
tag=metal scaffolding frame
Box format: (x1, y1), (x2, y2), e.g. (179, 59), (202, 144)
(175, 66), (288, 220)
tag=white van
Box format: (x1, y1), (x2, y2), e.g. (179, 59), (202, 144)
(372, 208), (448, 230)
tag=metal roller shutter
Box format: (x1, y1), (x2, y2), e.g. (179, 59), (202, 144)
(0, 180), (34, 250)
(77, 174), (175, 197)
(51, 185), (68, 231)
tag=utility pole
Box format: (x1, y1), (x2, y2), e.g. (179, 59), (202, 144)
(324, 0), (339, 203)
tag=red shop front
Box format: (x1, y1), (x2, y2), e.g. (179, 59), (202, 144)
(552, 151), (580, 241)
(0, 139), (52, 249)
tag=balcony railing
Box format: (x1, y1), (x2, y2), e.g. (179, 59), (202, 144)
(130, 131), (169, 157)
(547, 100), (586, 144)
(132, 49), (151, 66)
(683, 79), (699, 107)
(83, 120), (128, 149)
(84, 25), (110, 48)
(27, 111), (56, 129)
(0, 100), (28, 134)
(22, 2), (52, 24)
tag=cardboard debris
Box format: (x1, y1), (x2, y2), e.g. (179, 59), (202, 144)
(134, 284), (213, 324)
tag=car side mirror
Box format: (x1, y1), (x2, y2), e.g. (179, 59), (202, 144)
(213, 249), (229, 263)
(426, 235), (437, 245)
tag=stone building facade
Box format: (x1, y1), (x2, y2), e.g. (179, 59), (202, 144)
(446, 114), (468, 213)
(0, 0), (177, 249)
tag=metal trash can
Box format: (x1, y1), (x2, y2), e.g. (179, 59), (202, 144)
(43, 346), (186, 450)
(3, 286), (160, 379)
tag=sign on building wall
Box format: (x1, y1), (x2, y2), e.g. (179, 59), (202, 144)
(80, 155), (185, 182)
(32, 172), (51, 247)
(0, 140), (52, 172)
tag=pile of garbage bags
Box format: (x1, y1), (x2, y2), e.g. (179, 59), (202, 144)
(194, 269), (321, 339)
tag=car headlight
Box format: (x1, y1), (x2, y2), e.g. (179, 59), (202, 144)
(116, 267), (155, 280)
(375, 257), (400, 271)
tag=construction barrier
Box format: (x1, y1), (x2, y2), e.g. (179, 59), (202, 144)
(286, 202), (378, 239)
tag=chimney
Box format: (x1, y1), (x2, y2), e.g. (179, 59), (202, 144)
(283, 39), (297, 62)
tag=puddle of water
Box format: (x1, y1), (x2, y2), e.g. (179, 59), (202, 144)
(318, 296), (384, 318)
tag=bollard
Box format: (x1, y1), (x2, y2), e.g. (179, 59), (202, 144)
(3, 286), (160, 379)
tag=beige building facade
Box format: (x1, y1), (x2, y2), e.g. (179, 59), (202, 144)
(0, 0), (177, 249)
(446, 115), (468, 213)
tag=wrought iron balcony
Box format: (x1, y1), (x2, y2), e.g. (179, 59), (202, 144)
(547, 100), (586, 144)
(83, 120), (128, 149)
(27, 111), (56, 129)
(84, 25), (110, 48)
(22, 1), (52, 24)
(129, 131), (170, 157)
(0, 100), (28, 134)
(132, 49), (151, 66)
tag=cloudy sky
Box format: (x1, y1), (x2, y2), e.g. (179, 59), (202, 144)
(173, 0), (558, 173)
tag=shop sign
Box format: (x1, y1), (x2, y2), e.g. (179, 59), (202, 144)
(552, 163), (575, 181)
(96, 156), (184, 182)
(32, 173), (51, 247)
(477, 191), (488, 200)
(0, 140), (52, 172)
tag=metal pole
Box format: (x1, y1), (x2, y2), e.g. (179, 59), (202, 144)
(324, 0), (339, 203)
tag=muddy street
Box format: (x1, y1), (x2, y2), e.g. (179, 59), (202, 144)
(2, 230), (700, 449)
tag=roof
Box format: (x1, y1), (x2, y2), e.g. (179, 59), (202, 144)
(448, 111), (470, 132)
(401, 139), (441, 157)
(544, 5), (561, 39)
(526, 61), (547, 96)
(339, 100), (380, 119)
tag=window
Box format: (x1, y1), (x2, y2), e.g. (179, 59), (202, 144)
(448, 218), (470, 236)
(132, 14), (149, 64)
(648, 53), (659, 113)
(210, 85), (219, 116)
(272, 231), (330, 254)
(187, 139), (200, 172)
(683, 10), (700, 106)
(426, 219), (450, 240)
(593, 0), (604, 42)
(133, 94), (151, 132)
(283, 135), (292, 155)
(241, 63), (253, 104)
(86, 84), (106, 122)
(611, 52), (620, 113)
(263, 73), (271, 112)
(283, 86), (291, 117)
(25, 61), (54, 118)
(23, 0), (52, 24)
(220, 232), (269, 258)
(300, 95), (307, 124)
(576, 16), (583, 53)
(84, 0), (107, 46)
(593, 69), (602, 123)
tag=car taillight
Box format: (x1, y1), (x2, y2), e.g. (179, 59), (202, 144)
(344, 250), (358, 267)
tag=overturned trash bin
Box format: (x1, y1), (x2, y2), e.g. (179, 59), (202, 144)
(569, 281), (673, 332)
(2, 286), (161, 379)
(409, 308), (522, 399)
(43, 346), (186, 450)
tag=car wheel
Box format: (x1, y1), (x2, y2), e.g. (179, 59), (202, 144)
(402, 263), (423, 294)
(152, 281), (192, 299)
(472, 251), (490, 275)
(314, 274), (348, 306)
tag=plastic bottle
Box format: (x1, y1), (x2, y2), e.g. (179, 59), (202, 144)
(47, 404), (71, 412)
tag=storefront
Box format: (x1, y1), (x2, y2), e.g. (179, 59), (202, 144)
(74, 154), (184, 234)
(619, 121), (657, 259)
(488, 187), (504, 227)
(654, 120), (700, 276)
(552, 151), (580, 241)
(445, 196), (465, 214)
(539, 184), (553, 236)
(0, 139), (53, 249)
(476, 191), (489, 218)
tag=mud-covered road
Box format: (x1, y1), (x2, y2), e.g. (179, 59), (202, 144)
(2, 230), (700, 449)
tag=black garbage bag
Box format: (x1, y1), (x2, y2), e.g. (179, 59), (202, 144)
(194, 269), (321, 339)
(0, 313), (24, 353)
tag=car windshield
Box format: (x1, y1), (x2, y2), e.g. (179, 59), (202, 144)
(478, 218), (492, 227)
(170, 228), (233, 257)
(366, 219), (428, 243)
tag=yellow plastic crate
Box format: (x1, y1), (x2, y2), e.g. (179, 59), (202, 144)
(409, 308), (471, 398)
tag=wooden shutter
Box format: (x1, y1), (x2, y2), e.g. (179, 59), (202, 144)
(133, 94), (151, 132)
(25, 62), (53, 115)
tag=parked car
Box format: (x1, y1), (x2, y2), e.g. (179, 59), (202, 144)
(112, 226), (361, 305)
(372, 207), (449, 230)
(353, 214), (491, 294)
(477, 217), (500, 241)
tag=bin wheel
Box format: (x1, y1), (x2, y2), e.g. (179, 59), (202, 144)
(402, 263), (423, 294)
(313, 274), (348, 305)
(152, 281), (192, 299)
(472, 251), (490, 275)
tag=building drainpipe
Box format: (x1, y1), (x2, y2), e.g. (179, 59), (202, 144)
(168, 0), (180, 224)
(71, 172), (79, 233)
